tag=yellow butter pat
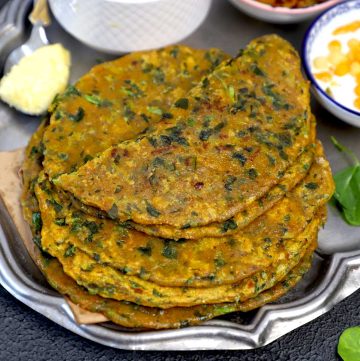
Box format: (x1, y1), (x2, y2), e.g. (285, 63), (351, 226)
(0, 44), (71, 115)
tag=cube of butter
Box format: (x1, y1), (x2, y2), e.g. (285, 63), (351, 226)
(0, 43), (71, 115)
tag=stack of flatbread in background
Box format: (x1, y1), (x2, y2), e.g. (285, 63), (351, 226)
(21, 35), (334, 329)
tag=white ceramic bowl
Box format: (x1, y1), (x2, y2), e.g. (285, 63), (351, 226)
(302, 0), (360, 127)
(49, 0), (212, 54)
(228, 0), (342, 24)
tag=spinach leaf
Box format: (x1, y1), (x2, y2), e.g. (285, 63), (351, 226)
(221, 218), (237, 233)
(334, 167), (360, 225)
(338, 326), (360, 361)
(64, 85), (81, 97)
(64, 244), (76, 257)
(68, 107), (84, 122)
(331, 137), (360, 226)
(84, 94), (112, 107)
(162, 241), (177, 259)
(138, 245), (152, 256)
(147, 106), (162, 116)
(146, 202), (161, 217)
(32, 212), (42, 233)
(174, 98), (189, 110)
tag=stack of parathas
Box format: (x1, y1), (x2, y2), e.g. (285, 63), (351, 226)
(21, 35), (334, 329)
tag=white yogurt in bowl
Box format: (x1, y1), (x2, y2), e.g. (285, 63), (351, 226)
(303, 0), (360, 127)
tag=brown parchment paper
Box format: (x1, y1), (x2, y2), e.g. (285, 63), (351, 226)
(0, 149), (108, 324)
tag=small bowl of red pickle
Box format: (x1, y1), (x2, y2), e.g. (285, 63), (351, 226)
(303, 0), (360, 127)
(229, 0), (341, 24)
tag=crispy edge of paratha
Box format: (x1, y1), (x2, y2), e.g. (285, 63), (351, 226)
(36, 201), (324, 308)
(19, 120), (318, 329)
(35, 140), (332, 289)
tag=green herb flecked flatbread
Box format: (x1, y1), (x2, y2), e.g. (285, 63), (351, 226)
(34, 181), (325, 308)
(35, 142), (332, 288)
(56, 35), (313, 228)
(21, 120), (316, 328)
(34, 240), (315, 329)
(43, 45), (230, 179)
(20, 37), (334, 328)
(129, 117), (317, 240)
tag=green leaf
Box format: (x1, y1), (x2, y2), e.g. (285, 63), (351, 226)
(84, 94), (112, 107)
(170, 47), (179, 58)
(248, 168), (258, 179)
(250, 63), (266, 77)
(305, 182), (318, 190)
(152, 289), (163, 297)
(331, 137), (360, 166)
(68, 107), (84, 122)
(146, 202), (161, 217)
(214, 304), (236, 315)
(137, 245), (152, 256)
(332, 137), (360, 226)
(32, 212), (42, 233)
(338, 326), (360, 361)
(333, 165), (360, 226)
(64, 244), (76, 257)
(187, 118), (195, 126)
(221, 218), (237, 233)
(228, 85), (235, 102)
(162, 112), (173, 119)
(121, 80), (144, 99)
(54, 218), (66, 226)
(46, 199), (63, 213)
(162, 242), (177, 259)
(214, 257), (226, 267)
(63, 85), (81, 97)
(147, 106), (163, 116)
(174, 98), (189, 110)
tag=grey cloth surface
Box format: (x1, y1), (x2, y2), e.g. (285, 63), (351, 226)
(1, 284), (356, 361)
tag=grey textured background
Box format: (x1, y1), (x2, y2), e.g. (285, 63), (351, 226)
(1, 283), (358, 360)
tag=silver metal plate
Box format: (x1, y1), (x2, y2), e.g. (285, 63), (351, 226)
(1, 0), (360, 351)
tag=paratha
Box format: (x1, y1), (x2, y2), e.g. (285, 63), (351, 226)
(55, 35), (312, 228)
(34, 241), (314, 329)
(35, 142), (332, 288)
(19, 35), (334, 328)
(132, 143), (314, 239)
(130, 116), (317, 239)
(21, 117), (48, 242)
(21, 120), (316, 329)
(34, 183), (325, 308)
(43, 45), (230, 179)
